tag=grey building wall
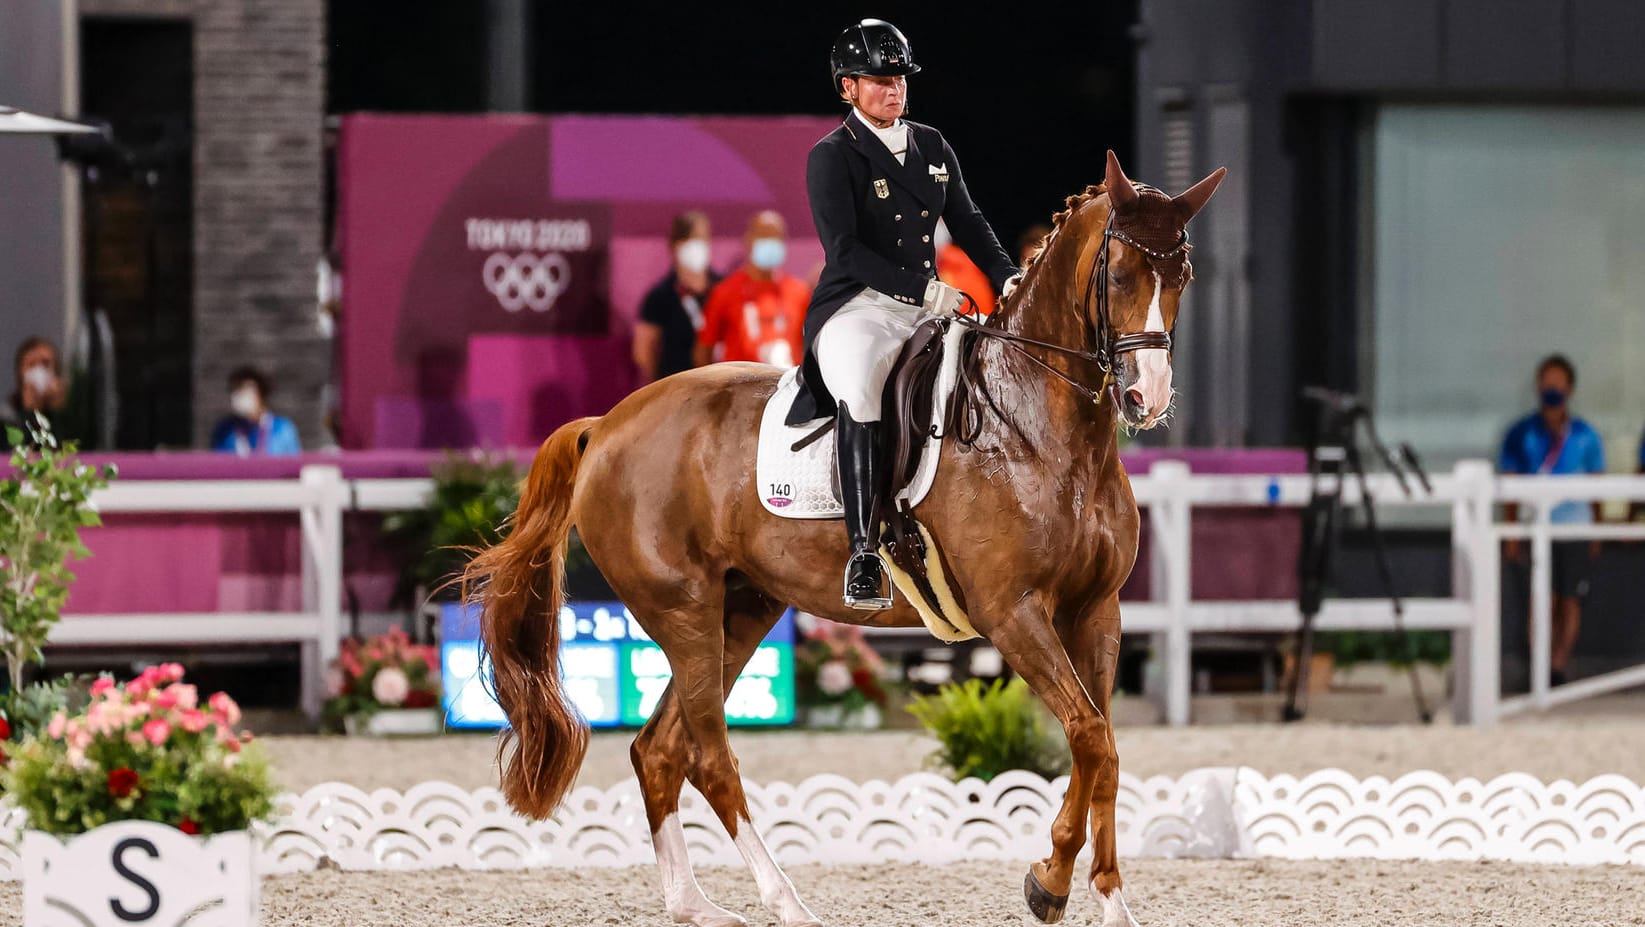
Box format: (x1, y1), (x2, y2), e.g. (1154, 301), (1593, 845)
(1135, 0), (1645, 447)
(79, 0), (327, 447)
(0, 3), (70, 389)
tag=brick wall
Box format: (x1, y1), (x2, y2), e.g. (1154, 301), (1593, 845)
(80, 0), (327, 448)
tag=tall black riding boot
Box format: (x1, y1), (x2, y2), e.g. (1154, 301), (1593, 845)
(836, 402), (892, 610)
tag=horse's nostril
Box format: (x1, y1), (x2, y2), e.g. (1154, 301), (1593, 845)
(1124, 388), (1145, 412)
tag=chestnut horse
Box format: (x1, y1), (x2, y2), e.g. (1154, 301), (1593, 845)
(465, 151), (1223, 927)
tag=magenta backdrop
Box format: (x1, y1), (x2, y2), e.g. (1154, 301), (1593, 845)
(337, 113), (836, 450)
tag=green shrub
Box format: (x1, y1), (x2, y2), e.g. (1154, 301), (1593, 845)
(906, 678), (1070, 782)
(1, 421), (115, 694)
(1316, 629), (1450, 668)
(382, 451), (595, 605)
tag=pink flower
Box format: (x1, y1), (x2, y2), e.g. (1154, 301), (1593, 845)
(141, 719), (171, 746)
(158, 663), (185, 684)
(167, 684), (198, 711)
(84, 702), (117, 735)
(154, 689), (179, 710)
(46, 712), (66, 740)
(208, 692), (241, 726)
(371, 667), (410, 706)
(324, 667), (345, 697)
(90, 677), (116, 698)
(340, 651), (364, 679)
(178, 709), (209, 734)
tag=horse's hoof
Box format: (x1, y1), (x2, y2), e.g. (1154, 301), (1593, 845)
(1024, 869), (1069, 924)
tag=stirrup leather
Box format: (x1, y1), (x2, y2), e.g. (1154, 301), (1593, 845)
(843, 550), (893, 611)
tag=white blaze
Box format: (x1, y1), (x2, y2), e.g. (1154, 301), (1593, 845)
(1133, 270), (1173, 423)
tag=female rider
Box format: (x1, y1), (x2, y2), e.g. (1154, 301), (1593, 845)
(788, 19), (1019, 609)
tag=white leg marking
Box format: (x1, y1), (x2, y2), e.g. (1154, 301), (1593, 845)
(654, 813), (747, 927)
(1134, 271), (1173, 425)
(732, 819), (823, 926)
(1092, 883), (1142, 927)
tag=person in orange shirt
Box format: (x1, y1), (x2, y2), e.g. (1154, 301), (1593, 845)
(695, 210), (812, 368)
(933, 219), (995, 316)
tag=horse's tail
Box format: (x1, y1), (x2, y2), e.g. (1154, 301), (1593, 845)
(463, 416), (599, 819)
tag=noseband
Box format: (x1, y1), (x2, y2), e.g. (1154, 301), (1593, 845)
(955, 207), (1189, 407)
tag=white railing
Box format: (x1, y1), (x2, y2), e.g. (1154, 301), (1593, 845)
(59, 462), (1645, 726)
(8, 767), (1642, 880)
(61, 467), (350, 717)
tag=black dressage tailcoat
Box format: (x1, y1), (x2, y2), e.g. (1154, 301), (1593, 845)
(786, 111), (1017, 425)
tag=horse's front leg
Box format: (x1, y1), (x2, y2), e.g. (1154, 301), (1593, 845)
(985, 591), (1115, 924)
(1061, 594), (1140, 927)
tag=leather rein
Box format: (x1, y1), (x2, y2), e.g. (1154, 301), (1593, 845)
(950, 209), (1188, 442)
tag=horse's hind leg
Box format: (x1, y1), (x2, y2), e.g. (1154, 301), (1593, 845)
(1062, 595), (1140, 927)
(684, 588), (822, 927)
(986, 591), (1116, 925)
(630, 596), (747, 927)
(630, 587), (821, 927)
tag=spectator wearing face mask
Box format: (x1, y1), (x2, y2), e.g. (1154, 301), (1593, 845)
(209, 366), (301, 456)
(694, 210), (812, 368)
(633, 211), (718, 384)
(2, 336), (70, 449)
(1499, 353), (1605, 687)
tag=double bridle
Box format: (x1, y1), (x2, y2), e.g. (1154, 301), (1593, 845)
(954, 206), (1189, 410)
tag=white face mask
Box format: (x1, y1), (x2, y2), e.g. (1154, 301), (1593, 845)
(231, 388), (261, 419)
(22, 364), (53, 394)
(675, 239), (711, 274)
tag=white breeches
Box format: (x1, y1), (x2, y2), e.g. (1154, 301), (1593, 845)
(815, 287), (929, 423)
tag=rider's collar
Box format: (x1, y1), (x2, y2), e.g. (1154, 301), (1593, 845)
(851, 107), (903, 137)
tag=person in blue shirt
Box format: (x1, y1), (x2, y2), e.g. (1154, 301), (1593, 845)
(209, 366), (301, 456)
(1498, 354), (1604, 687)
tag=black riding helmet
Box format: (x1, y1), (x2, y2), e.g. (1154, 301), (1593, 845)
(830, 19), (920, 95)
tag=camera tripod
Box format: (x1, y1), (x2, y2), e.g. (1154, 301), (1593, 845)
(1283, 387), (1435, 723)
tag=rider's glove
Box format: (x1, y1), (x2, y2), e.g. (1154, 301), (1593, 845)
(922, 279), (966, 317)
(1001, 273), (1023, 301)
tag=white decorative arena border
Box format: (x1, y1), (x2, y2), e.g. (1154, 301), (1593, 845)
(3, 768), (1643, 880)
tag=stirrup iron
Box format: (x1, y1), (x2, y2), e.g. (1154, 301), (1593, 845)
(843, 551), (893, 611)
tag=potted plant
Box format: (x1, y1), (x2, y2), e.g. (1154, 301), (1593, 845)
(906, 677), (1071, 782)
(1, 422), (115, 699)
(380, 450), (608, 612)
(323, 628), (443, 735)
(1, 664), (275, 924)
(795, 621), (892, 729)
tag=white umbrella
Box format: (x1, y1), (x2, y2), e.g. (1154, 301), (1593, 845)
(0, 105), (101, 135)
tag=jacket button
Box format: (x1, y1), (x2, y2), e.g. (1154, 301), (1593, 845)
(922, 235), (930, 243)
(897, 239), (902, 246)
(921, 210), (929, 217)
(895, 214), (903, 221)
(923, 260), (932, 268)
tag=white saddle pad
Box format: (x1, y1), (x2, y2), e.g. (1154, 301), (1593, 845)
(756, 321), (966, 519)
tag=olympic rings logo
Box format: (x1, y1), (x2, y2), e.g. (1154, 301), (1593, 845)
(481, 252), (571, 313)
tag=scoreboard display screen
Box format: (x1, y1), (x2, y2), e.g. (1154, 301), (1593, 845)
(441, 601), (796, 729)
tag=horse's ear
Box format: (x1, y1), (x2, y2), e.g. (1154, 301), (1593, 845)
(1105, 150), (1138, 211)
(1173, 167), (1227, 223)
